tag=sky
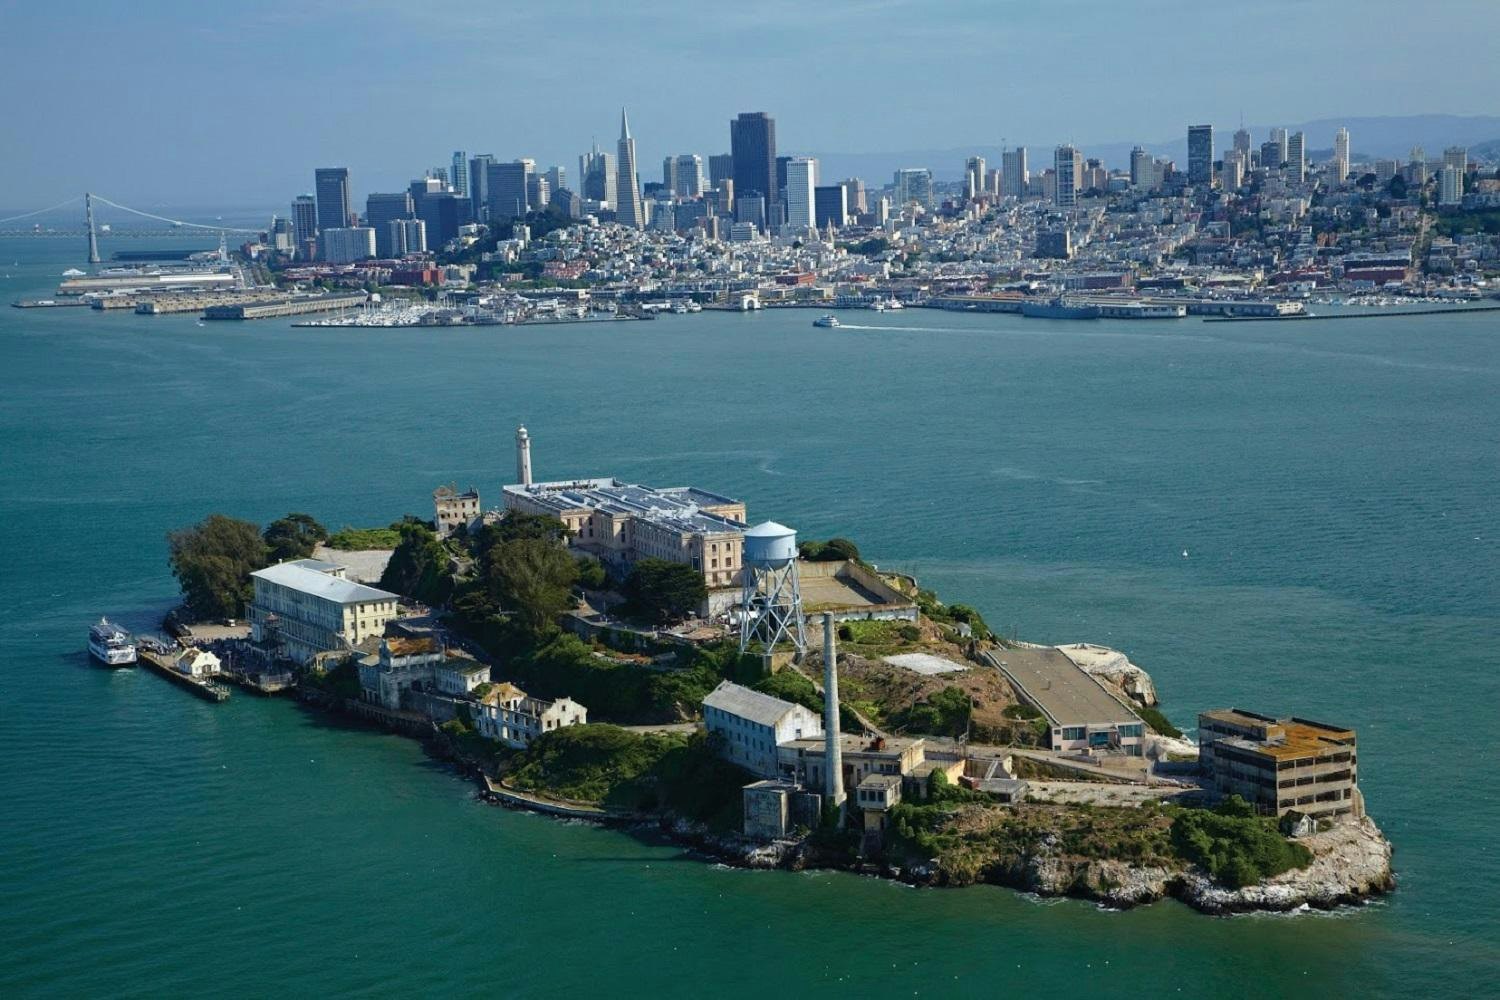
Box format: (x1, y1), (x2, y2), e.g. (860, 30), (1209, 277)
(3, 0), (1500, 209)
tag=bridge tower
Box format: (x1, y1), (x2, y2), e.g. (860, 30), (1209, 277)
(84, 192), (101, 265)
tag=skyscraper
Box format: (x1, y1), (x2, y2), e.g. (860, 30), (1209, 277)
(814, 185), (848, 229)
(708, 153), (735, 189)
(1286, 132), (1306, 183)
(290, 195), (317, 252)
(839, 178), (866, 215)
(1221, 151), (1244, 191)
(616, 108), (643, 229)
(314, 167), (352, 232)
(964, 156), (987, 199)
(488, 159), (532, 221)
(579, 144), (616, 209)
(784, 157), (817, 231)
(1440, 146), (1467, 205)
(365, 191), (414, 257)
(893, 168), (933, 209)
(1233, 127), (1252, 158)
(730, 112), (777, 224)
(1130, 146), (1152, 189)
(673, 154), (704, 197)
(468, 154), (494, 221)
(1188, 125), (1214, 187)
(1001, 147), (1028, 198)
(1269, 128), (1289, 169)
(1332, 127), (1350, 183)
(451, 151), (469, 198)
(1053, 145), (1081, 208)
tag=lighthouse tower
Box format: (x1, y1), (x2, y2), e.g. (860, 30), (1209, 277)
(515, 425), (533, 487)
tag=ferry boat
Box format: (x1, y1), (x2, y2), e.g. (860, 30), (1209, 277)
(813, 314), (842, 328)
(88, 618), (137, 667)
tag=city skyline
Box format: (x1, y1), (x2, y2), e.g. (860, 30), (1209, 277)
(5, 1), (1500, 204)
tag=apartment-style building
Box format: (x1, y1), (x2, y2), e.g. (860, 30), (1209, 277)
(249, 559), (400, 665)
(1198, 709), (1361, 822)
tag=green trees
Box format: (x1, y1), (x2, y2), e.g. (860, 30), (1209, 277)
(900, 685), (972, 737)
(262, 513), (327, 562)
(380, 521), (453, 606)
(167, 514), (270, 620)
(798, 537), (862, 562)
(622, 558), (707, 624)
(487, 537), (579, 636)
(1169, 796), (1313, 888)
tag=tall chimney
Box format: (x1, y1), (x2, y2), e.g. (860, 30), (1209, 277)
(823, 615), (845, 819)
(515, 425), (532, 487)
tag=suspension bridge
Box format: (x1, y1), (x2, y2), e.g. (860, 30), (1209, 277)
(0, 193), (264, 262)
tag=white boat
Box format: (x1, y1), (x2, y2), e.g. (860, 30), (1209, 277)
(885, 298), (904, 310)
(89, 618), (137, 667)
(869, 300), (887, 312)
(813, 314), (841, 328)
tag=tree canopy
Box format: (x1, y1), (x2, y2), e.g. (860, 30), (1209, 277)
(799, 537), (862, 563)
(380, 520), (453, 606)
(167, 514), (269, 620)
(263, 513), (328, 563)
(487, 536), (579, 636)
(622, 558), (708, 624)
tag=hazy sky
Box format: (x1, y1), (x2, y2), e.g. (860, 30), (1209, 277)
(4, 0), (1500, 208)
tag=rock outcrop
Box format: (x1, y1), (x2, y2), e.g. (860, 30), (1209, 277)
(1056, 643), (1159, 706)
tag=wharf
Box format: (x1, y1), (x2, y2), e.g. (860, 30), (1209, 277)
(1205, 303), (1500, 322)
(222, 667), (294, 696)
(139, 649), (230, 702)
(203, 293), (368, 320)
(11, 298), (91, 309)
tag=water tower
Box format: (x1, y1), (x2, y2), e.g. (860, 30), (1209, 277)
(738, 521), (807, 657)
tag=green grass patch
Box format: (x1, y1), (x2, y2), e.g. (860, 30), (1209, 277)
(1169, 796), (1313, 888)
(326, 526), (403, 550)
(1137, 705), (1183, 739)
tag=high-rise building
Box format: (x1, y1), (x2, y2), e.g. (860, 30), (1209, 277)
(730, 112), (777, 224)
(1286, 132), (1306, 183)
(451, 151), (468, 198)
(1233, 127), (1252, 158)
(1053, 145), (1081, 208)
(488, 159), (533, 222)
(814, 185), (848, 229)
(468, 155), (495, 221)
(1408, 146), (1428, 186)
(1331, 127), (1350, 184)
(320, 226), (376, 264)
(389, 217), (426, 256)
(672, 154), (704, 197)
(545, 166), (566, 196)
(314, 167), (352, 232)
(839, 178), (866, 215)
(1440, 146), (1467, 205)
(616, 108), (644, 228)
(526, 174), (550, 210)
(1269, 128), (1289, 169)
(1001, 147), (1028, 198)
(290, 195), (318, 250)
(1221, 150), (1245, 191)
(365, 192), (414, 257)
(964, 156), (987, 199)
(579, 145), (616, 209)
(418, 192), (462, 248)
(893, 168), (933, 209)
(1188, 125), (1214, 187)
(1261, 141), (1281, 172)
(1130, 146), (1152, 189)
(708, 153), (735, 189)
(783, 157), (817, 231)
(734, 194), (765, 231)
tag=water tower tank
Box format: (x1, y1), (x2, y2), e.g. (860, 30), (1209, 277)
(743, 521), (798, 567)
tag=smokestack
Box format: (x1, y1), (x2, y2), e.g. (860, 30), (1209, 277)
(823, 615), (845, 818)
(515, 425), (532, 487)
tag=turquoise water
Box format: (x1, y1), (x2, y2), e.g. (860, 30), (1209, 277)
(2, 236), (1498, 997)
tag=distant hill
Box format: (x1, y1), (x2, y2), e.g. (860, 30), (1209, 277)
(808, 114), (1500, 180)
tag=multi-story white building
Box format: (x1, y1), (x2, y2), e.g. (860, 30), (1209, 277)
(893, 167), (933, 209)
(249, 559), (399, 665)
(1286, 132), (1307, 183)
(356, 636), (490, 710)
(702, 681), (823, 779)
(783, 157), (817, 233)
(1440, 146), (1468, 205)
(472, 682), (588, 749)
(1001, 148), (1028, 199)
(389, 218), (426, 256)
(1054, 145), (1082, 208)
(321, 227), (376, 264)
(1332, 127), (1351, 184)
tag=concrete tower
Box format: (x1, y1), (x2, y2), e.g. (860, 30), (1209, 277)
(84, 192), (100, 265)
(822, 615), (845, 818)
(515, 425), (532, 487)
(615, 109), (644, 229)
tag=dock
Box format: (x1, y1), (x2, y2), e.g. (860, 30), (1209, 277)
(203, 293), (368, 320)
(139, 649), (230, 703)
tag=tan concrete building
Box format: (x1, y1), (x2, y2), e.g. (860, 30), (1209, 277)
(1198, 709), (1361, 822)
(777, 733), (927, 791)
(248, 559), (400, 665)
(472, 682), (588, 749)
(433, 484), (481, 538)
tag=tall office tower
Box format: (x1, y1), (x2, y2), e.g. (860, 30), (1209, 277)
(290, 195), (318, 249)
(1053, 145), (1081, 208)
(673, 154), (704, 197)
(1188, 125), (1214, 186)
(488, 159), (533, 222)
(1130, 146), (1151, 188)
(417, 192), (461, 249)
(730, 112), (777, 224)
(545, 165), (566, 196)
(451, 151), (468, 198)
(269, 216), (296, 253)
(615, 108), (644, 228)
(1001, 147), (1028, 198)
(783, 157), (817, 231)
(964, 156), (987, 199)
(1332, 127), (1350, 183)
(1233, 127), (1252, 158)
(986, 168), (1002, 195)
(579, 145), (617, 209)
(1440, 146), (1467, 205)
(314, 167), (352, 232)
(814, 185), (848, 229)
(320, 226), (376, 263)
(708, 153), (735, 189)
(1408, 146), (1428, 186)
(389, 217), (427, 256)
(839, 178), (866, 215)
(410, 176), (444, 202)
(662, 156), (678, 193)
(1269, 127), (1289, 168)
(1221, 151), (1245, 191)
(735, 193), (766, 231)
(774, 155), (791, 219)
(365, 191), (414, 257)
(1286, 132), (1306, 182)
(526, 174), (550, 210)
(893, 168), (933, 209)
(468, 154), (495, 221)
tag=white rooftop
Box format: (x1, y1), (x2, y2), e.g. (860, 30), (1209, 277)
(251, 559), (398, 605)
(703, 680), (813, 729)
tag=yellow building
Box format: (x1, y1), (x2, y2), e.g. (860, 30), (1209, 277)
(249, 559), (400, 665)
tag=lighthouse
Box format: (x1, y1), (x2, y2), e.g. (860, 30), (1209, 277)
(515, 425), (533, 487)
